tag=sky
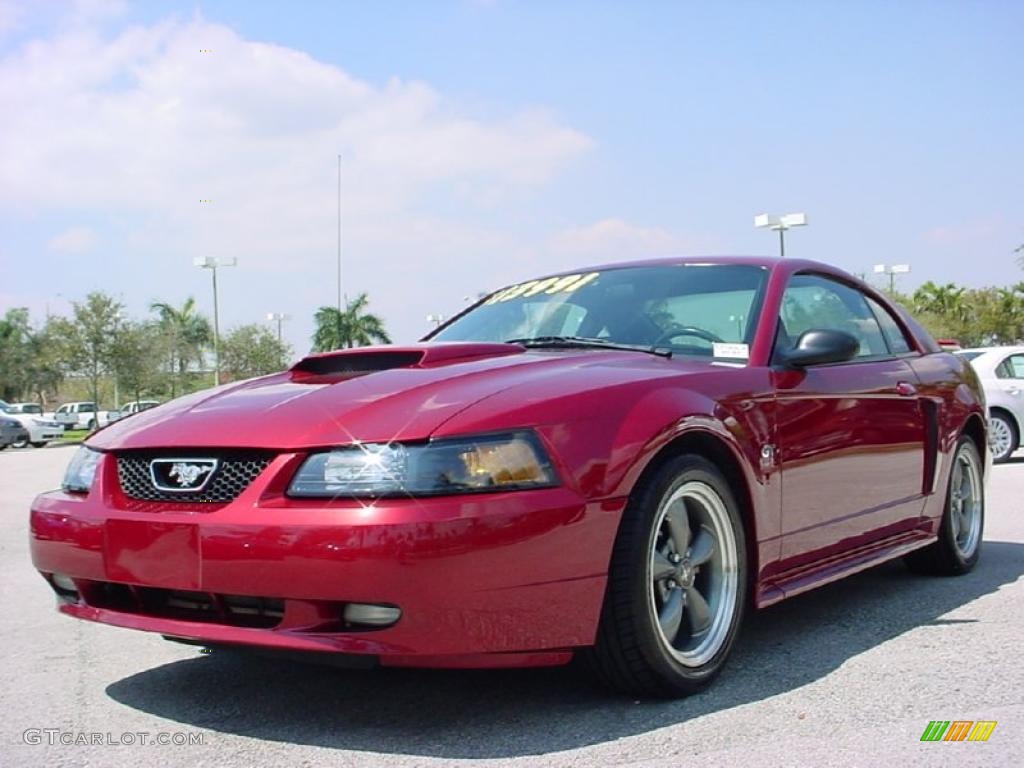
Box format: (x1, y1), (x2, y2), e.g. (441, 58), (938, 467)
(1, 0), (1021, 355)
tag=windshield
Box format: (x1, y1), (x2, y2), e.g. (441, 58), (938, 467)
(431, 264), (767, 360)
(17, 404), (42, 414)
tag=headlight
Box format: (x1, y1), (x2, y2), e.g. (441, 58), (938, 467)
(62, 447), (102, 493)
(288, 431), (557, 498)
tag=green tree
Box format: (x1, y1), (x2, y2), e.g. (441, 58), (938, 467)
(22, 316), (73, 407)
(0, 308), (33, 401)
(312, 293), (391, 352)
(220, 324), (291, 381)
(150, 297), (213, 396)
(110, 321), (162, 406)
(66, 292), (124, 427)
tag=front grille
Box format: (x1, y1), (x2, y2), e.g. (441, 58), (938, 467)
(116, 452), (273, 503)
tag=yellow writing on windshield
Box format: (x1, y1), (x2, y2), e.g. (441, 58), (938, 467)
(485, 272), (600, 304)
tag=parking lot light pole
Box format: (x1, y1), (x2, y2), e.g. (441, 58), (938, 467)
(267, 312), (289, 343)
(873, 263), (911, 293)
(194, 256), (237, 386)
(754, 212), (808, 257)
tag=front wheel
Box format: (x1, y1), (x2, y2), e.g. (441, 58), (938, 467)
(30, 441), (48, 448)
(905, 436), (984, 575)
(585, 454), (747, 698)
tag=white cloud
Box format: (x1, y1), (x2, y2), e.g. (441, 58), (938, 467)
(550, 217), (719, 260)
(0, 13), (593, 345)
(48, 226), (97, 253)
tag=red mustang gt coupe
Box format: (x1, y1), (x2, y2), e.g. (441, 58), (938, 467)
(30, 256), (987, 697)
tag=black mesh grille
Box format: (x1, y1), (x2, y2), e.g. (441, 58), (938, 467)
(116, 452), (273, 503)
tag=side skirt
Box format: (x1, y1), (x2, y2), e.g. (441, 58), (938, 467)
(756, 528), (936, 608)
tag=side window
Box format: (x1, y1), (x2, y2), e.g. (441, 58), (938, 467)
(996, 354), (1024, 379)
(778, 274), (888, 359)
(865, 296), (913, 354)
(56, 405), (66, 414)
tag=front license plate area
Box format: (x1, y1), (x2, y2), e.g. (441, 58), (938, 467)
(104, 520), (200, 590)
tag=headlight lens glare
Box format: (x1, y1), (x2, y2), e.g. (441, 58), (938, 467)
(288, 431), (556, 498)
(62, 447), (102, 493)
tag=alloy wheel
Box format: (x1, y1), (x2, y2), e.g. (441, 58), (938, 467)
(648, 481), (739, 667)
(988, 415), (1013, 461)
(950, 445), (982, 559)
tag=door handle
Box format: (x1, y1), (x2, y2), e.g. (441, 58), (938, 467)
(896, 381), (917, 397)
(1007, 387), (1021, 397)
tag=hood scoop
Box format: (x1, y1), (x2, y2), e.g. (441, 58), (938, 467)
(290, 342), (523, 382)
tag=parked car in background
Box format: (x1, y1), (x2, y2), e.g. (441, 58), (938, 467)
(53, 402), (117, 430)
(0, 413), (28, 450)
(0, 401), (64, 448)
(955, 346), (1024, 462)
(109, 400), (161, 422)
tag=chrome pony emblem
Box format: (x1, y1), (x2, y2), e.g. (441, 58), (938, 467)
(149, 458), (219, 492)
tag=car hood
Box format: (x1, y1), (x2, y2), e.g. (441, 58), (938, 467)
(86, 342), (711, 451)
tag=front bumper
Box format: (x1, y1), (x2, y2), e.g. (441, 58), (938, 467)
(30, 452), (624, 668)
(29, 427), (63, 442)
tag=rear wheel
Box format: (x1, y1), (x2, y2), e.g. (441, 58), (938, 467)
(905, 436), (984, 575)
(585, 454), (747, 698)
(12, 437), (28, 449)
(988, 411), (1017, 463)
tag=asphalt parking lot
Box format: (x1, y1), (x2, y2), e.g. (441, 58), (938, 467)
(1, 445), (1021, 767)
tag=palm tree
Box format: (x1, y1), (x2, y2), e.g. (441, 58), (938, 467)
(912, 281), (969, 322)
(150, 297), (213, 395)
(312, 293), (391, 352)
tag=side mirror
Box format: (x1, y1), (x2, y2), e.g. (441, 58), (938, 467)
(779, 329), (860, 368)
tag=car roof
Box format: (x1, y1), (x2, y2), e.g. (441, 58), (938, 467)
(525, 254), (864, 285)
(959, 346), (1024, 356)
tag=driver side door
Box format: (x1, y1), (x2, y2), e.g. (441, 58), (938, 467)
(771, 274), (927, 570)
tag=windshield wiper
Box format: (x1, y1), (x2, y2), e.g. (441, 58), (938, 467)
(504, 336), (672, 358)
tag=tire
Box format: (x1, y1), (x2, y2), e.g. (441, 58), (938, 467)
(12, 438), (28, 449)
(584, 454), (747, 698)
(87, 419), (96, 430)
(905, 436), (984, 576)
(988, 411), (1018, 464)
(30, 442), (48, 448)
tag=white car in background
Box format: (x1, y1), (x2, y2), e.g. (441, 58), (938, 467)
(955, 346), (1024, 463)
(0, 401), (64, 448)
(110, 400), (161, 421)
(52, 401), (117, 430)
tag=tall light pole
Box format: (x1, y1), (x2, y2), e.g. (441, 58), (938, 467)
(336, 154), (345, 346)
(194, 256), (237, 386)
(267, 312), (289, 343)
(426, 313), (445, 329)
(873, 263), (911, 293)
(754, 212), (808, 257)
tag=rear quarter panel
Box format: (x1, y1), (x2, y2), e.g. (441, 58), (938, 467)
(906, 351), (987, 524)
